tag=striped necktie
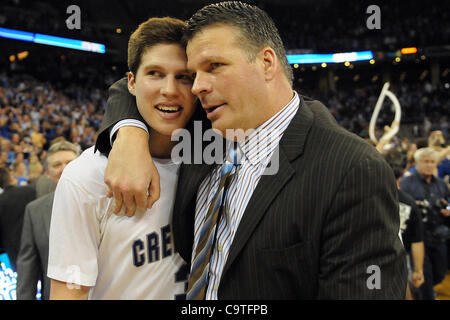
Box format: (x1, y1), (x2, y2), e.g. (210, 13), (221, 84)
(186, 143), (240, 300)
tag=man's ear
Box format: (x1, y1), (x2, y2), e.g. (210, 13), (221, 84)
(127, 71), (137, 96)
(258, 46), (277, 81)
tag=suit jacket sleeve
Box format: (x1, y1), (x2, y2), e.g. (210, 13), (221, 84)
(16, 205), (41, 300)
(318, 157), (407, 299)
(95, 77), (148, 154)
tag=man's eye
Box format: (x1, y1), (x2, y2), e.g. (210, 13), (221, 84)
(210, 63), (222, 70)
(148, 70), (162, 77)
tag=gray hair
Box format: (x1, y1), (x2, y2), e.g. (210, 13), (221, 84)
(45, 140), (80, 168)
(413, 147), (438, 163)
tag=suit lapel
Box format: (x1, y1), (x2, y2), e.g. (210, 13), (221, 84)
(222, 96), (314, 277)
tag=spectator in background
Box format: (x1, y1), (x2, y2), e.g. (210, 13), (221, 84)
(384, 149), (425, 299)
(0, 167), (35, 270)
(438, 146), (450, 183)
(33, 137), (77, 199)
(12, 160), (27, 186)
(30, 125), (46, 150)
(427, 130), (450, 183)
(399, 147), (450, 299)
(27, 154), (44, 187)
(16, 141), (79, 300)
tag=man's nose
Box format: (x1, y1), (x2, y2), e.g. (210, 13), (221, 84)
(191, 73), (212, 97)
(161, 77), (178, 97)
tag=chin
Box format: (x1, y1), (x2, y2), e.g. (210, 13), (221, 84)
(211, 124), (227, 138)
(164, 123), (189, 136)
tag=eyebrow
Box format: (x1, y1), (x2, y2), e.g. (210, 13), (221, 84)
(142, 64), (191, 74)
(188, 56), (228, 70)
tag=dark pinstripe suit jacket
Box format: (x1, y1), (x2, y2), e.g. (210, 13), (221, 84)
(96, 78), (407, 299)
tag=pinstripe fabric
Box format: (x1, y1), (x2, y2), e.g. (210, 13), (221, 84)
(187, 145), (239, 300)
(191, 93), (300, 300)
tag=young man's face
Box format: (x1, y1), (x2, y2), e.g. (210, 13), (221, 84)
(186, 24), (267, 138)
(128, 43), (197, 138)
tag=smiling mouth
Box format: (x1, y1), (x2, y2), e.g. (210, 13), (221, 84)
(155, 105), (182, 113)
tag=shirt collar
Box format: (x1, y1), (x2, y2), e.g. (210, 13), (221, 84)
(415, 170), (436, 184)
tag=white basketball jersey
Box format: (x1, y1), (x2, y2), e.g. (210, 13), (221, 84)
(47, 146), (188, 299)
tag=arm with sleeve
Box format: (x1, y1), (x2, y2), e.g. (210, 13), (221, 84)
(318, 158), (407, 299)
(16, 206), (41, 300)
(47, 175), (101, 288)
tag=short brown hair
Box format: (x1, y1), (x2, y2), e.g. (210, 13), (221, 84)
(185, 1), (294, 86)
(128, 17), (186, 76)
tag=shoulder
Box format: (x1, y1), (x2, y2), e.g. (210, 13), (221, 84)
(26, 192), (54, 213)
(400, 172), (419, 184)
(59, 146), (108, 195)
(435, 176), (449, 191)
(3, 185), (36, 199)
(301, 97), (385, 169)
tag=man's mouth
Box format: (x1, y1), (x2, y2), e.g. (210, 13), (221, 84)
(155, 105), (182, 113)
(205, 104), (225, 113)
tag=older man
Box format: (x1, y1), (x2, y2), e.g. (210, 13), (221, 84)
(400, 147), (450, 299)
(16, 141), (79, 300)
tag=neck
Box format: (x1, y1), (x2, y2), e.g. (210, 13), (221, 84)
(148, 130), (176, 159)
(254, 81), (294, 131)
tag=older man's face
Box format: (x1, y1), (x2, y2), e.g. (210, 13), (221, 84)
(416, 154), (437, 177)
(186, 24), (268, 139)
(47, 150), (77, 185)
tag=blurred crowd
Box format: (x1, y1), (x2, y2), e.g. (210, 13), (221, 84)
(299, 81), (450, 141)
(0, 72), (106, 188)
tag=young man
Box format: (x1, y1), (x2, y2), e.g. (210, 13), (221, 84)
(47, 17), (198, 299)
(17, 140), (79, 300)
(96, 2), (407, 299)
